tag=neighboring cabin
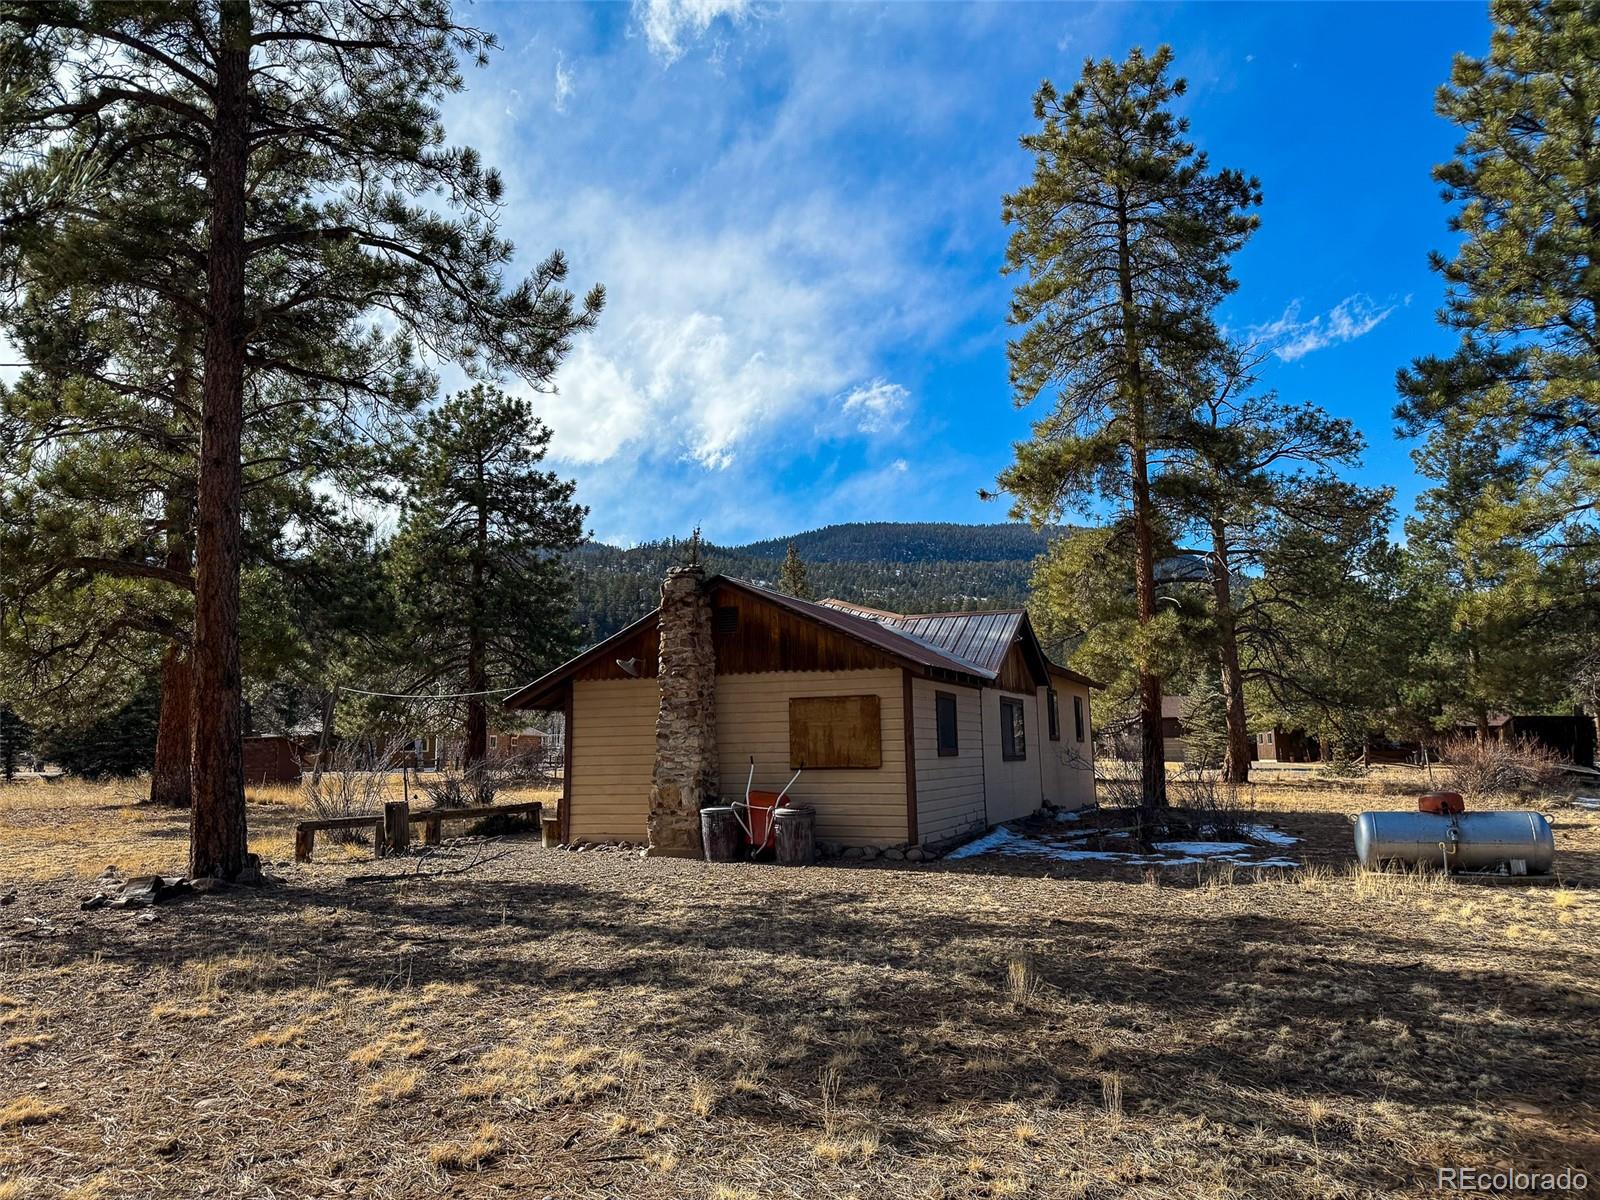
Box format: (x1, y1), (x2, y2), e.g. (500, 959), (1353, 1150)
(506, 566), (1100, 852)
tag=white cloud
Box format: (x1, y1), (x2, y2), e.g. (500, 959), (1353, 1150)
(553, 53), (573, 114)
(514, 186), (937, 477)
(837, 379), (910, 436)
(635, 0), (753, 62)
(1251, 294), (1397, 362)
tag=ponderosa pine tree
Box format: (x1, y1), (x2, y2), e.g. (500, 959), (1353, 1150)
(388, 384), (586, 766)
(777, 544), (815, 600)
(999, 47), (1259, 808)
(1402, 432), (1580, 737)
(1162, 340), (1388, 783)
(1397, 0), (1600, 708)
(1, 2), (602, 877)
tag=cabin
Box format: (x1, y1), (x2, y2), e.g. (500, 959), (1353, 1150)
(504, 565), (1101, 854)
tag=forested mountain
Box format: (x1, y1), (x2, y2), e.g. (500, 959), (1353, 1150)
(568, 522), (1065, 641)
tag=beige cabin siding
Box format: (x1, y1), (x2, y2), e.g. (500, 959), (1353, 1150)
(716, 669), (906, 847)
(569, 677), (656, 842)
(910, 677), (986, 845)
(1037, 681), (1095, 810)
(982, 689), (1047, 824)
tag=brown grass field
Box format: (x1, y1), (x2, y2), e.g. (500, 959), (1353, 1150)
(1, 770), (1598, 1198)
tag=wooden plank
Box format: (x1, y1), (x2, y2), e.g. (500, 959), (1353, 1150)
(903, 670), (918, 844)
(561, 686), (574, 843)
(297, 814), (388, 833)
(788, 694), (882, 769)
(404, 801), (545, 823)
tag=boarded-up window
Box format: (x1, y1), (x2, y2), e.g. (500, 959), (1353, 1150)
(789, 694), (882, 769)
(935, 692), (959, 756)
(1001, 697), (1026, 761)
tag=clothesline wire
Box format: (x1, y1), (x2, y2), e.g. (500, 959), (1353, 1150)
(337, 683), (529, 701)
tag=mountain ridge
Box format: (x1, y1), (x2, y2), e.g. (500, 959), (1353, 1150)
(568, 521), (1066, 641)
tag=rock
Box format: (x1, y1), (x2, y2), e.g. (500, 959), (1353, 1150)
(81, 893), (110, 911)
(841, 847), (865, 859)
(860, 846), (881, 860)
(233, 864), (264, 887)
(110, 875), (193, 908)
(189, 877), (226, 895)
(137, 909), (160, 923)
(882, 848), (904, 861)
(904, 848), (926, 862)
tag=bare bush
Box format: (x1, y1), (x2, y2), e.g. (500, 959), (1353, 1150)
(1440, 735), (1565, 799)
(419, 758), (498, 810)
(1170, 763), (1253, 839)
(302, 736), (409, 838)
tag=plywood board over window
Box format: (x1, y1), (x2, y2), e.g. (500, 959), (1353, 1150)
(789, 694), (882, 769)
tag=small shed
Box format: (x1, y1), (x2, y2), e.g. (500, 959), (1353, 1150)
(242, 735), (302, 785)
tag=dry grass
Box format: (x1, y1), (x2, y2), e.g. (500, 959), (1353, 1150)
(0, 775), (558, 881)
(0, 1098), (65, 1128)
(0, 773), (1597, 1197)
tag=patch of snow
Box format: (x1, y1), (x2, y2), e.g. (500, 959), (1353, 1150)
(1242, 823), (1300, 847)
(946, 826), (1306, 872)
(948, 826), (1136, 864)
(1574, 797), (1600, 810)
(946, 826), (1022, 860)
(1153, 841), (1252, 857)
(1053, 808), (1083, 821)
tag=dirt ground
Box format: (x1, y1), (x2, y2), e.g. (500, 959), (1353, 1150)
(1, 773), (1598, 1199)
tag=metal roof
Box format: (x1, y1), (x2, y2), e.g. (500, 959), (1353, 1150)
(505, 576), (994, 710)
(737, 582), (988, 680)
(820, 601), (1024, 675)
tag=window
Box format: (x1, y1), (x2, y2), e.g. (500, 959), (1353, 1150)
(1073, 695), (1085, 743)
(935, 692), (959, 756)
(788, 695), (882, 769)
(489, 736), (498, 750)
(713, 606), (740, 635)
(1047, 689), (1061, 741)
(1000, 698), (1026, 761)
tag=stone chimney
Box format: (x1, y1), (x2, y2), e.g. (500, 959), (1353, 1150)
(647, 565), (717, 857)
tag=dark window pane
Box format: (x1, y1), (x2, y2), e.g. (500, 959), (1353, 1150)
(935, 692), (959, 756)
(1001, 698), (1026, 761)
(1047, 690), (1061, 740)
(1073, 695), (1085, 742)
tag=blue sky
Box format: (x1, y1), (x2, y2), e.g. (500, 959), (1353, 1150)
(440, 1), (1490, 546)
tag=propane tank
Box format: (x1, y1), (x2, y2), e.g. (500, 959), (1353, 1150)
(1353, 810), (1555, 874)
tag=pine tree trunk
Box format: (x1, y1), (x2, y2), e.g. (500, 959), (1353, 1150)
(189, 0), (252, 879)
(464, 470), (489, 765)
(151, 470), (194, 808)
(151, 642), (192, 807)
(1118, 196), (1166, 810)
(1209, 521), (1252, 785)
(310, 688), (336, 785)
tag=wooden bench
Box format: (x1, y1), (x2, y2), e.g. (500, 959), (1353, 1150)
(293, 800), (545, 863)
(293, 813), (385, 863)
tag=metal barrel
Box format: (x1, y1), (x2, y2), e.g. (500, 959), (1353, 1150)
(1353, 810), (1555, 873)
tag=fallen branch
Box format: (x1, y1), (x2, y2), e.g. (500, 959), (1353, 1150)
(345, 844), (513, 884)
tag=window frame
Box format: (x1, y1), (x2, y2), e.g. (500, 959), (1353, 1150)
(1047, 689), (1061, 741)
(935, 691), (960, 757)
(1073, 695), (1085, 743)
(1000, 697), (1027, 761)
